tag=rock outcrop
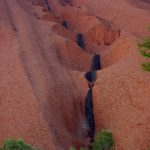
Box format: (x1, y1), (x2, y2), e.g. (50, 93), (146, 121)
(0, 0), (150, 150)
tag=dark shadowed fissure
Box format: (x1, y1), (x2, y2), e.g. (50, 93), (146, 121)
(77, 33), (85, 49)
(58, 0), (73, 6)
(84, 53), (102, 142)
(91, 54), (101, 71)
(44, 0), (51, 11)
(84, 71), (96, 83)
(85, 89), (95, 141)
(62, 20), (68, 28)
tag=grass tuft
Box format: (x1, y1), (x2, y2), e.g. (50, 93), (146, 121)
(141, 62), (150, 72)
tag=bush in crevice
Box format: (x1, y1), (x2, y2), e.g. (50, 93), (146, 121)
(77, 33), (85, 49)
(0, 139), (39, 150)
(92, 129), (115, 150)
(70, 130), (115, 150)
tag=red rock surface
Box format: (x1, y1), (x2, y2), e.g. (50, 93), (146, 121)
(0, 0), (150, 150)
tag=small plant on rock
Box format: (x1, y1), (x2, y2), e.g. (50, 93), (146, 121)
(0, 139), (39, 150)
(138, 38), (150, 58)
(138, 27), (150, 72)
(141, 62), (150, 71)
(92, 129), (115, 150)
(70, 129), (115, 150)
(138, 38), (150, 50)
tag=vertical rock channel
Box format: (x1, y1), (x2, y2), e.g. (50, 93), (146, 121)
(84, 53), (101, 142)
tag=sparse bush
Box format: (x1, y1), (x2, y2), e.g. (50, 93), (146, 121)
(0, 139), (39, 150)
(92, 129), (115, 150)
(141, 62), (150, 71)
(138, 28), (150, 72)
(138, 38), (150, 58)
(140, 50), (150, 58)
(70, 129), (115, 150)
(138, 38), (150, 50)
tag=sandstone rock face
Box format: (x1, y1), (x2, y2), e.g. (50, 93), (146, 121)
(85, 0), (150, 150)
(0, 0), (88, 149)
(0, 0), (150, 150)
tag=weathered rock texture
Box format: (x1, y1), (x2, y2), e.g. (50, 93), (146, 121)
(0, 0), (150, 150)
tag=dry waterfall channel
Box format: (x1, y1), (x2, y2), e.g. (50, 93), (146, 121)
(43, 0), (120, 148)
(0, 0), (120, 149)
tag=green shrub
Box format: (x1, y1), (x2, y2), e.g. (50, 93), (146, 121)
(0, 139), (39, 150)
(92, 129), (115, 150)
(141, 62), (150, 71)
(138, 38), (150, 50)
(140, 50), (150, 58)
(138, 28), (150, 72)
(70, 129), (115, 150)
(138, 38), (150, 58)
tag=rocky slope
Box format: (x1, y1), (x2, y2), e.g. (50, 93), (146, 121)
(0, 0), (150, 150)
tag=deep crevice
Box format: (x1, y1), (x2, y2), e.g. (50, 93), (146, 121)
(84, 71), (96, 83)
(84, 53), (102, 143)
(36, 0), (122, 149)
(85, 89), (95, 142)
(77, 33), (85, 49)
(91, 54), (101, 71)
(44, 0), (51, 11)
(62, 20), (68, 28)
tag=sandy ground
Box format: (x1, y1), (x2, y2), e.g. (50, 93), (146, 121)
(0, 0), (150, 150)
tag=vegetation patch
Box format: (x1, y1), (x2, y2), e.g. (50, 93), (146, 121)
(141, 62), (150, 71)
(92, 129), (115, 150)
(140, 49), (150, 58)
(0, 139), (39, 150)
(138, 28), (150, 72)
(70, 129), (115, 150)
(138, 38), (150, 50)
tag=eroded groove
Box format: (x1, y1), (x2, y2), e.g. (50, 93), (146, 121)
(91, 54), (101, 71)
(77, 33), (85, 49)
(85, 89), (95, 141)
(84, 53), (102, 143)
(84, 71), (96, 83)
(44, 0), (51, 11)
(62, 20), (68, 28)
